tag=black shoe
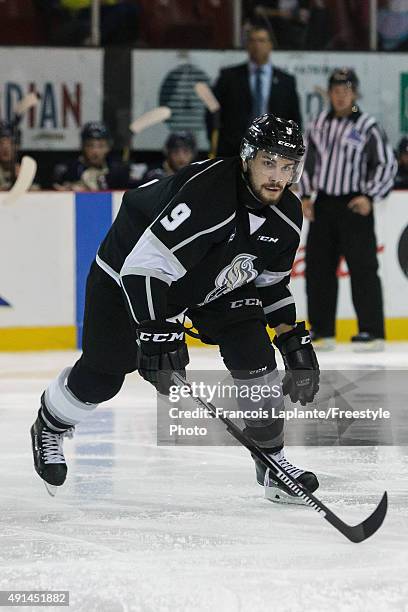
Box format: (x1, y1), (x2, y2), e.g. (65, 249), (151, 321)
(254, 449), (319, 504)
(351, 332), (384, 352)
(31, 410), (73, 496)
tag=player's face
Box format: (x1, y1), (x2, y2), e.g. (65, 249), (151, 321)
(83, 139), (110, 166)
(247, 29), (273, 65)
(247, 151), (295, 205)
(167, 147), (195, 172)
(329, 84), (357, 116)
(0, 136), (13, 164)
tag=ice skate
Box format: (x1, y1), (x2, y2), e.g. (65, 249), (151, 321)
(30, 408), (74, 497)
(254, 449), (319, 505)
(310, 332), (336, 352)
(351, 332), (384, 352)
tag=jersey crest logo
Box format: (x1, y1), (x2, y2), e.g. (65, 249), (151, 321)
(202, 254), (258, 304)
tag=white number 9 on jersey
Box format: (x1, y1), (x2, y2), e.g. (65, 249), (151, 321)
(160, 203), (191, 231)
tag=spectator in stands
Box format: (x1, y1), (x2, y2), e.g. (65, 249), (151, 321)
(395, 137), (408, 189)
(324, 0), (370, 50)
(209, 22), (301, 157)
(141, 131), (197, 183)
(36, 0), (140, 46)
(302, 1), (331, 49)
(248, 1), (308, 49)
(378, 0), (408, 51)
(0, 120), (39, 191)
(243, 1), (330, 50)
(53, 121), (130, 191)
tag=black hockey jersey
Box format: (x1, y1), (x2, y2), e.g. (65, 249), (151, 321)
(97, 157), (302, 327)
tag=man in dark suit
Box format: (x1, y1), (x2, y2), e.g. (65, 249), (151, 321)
(210, 23), (302, 157)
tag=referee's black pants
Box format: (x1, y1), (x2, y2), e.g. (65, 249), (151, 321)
(305, 192), (385, 339)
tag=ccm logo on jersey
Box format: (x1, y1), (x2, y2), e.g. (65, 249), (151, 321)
(301, 335), (311, 344)
(257, 235), (279, 243)
(278, 140), (296, 148)
(139, 331), (184, 342)
(230, 298), (262, 308)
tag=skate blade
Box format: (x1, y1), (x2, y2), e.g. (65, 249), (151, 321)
(44, 482), (59, 497)
(264, 484), (309, 506)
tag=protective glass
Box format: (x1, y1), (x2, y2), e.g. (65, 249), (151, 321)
(254, 152), (304, 184)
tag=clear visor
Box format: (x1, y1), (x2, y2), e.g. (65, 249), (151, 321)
(254, 151), (304, 184)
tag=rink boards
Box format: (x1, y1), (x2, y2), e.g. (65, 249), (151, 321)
(0, 190), (407, 350)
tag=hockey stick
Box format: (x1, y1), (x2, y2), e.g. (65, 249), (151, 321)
(8, 93), (40, 184)
(13, 92), (41, 122)
(1, 156), (37, 205)
(172, 372), (388, 543)
(194, 82), (220, 159)
(129, 106), (171, 135)
(123, 106), (172, 162)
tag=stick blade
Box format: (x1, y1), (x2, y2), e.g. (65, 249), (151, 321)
(194, 82), (220, 113)
(1, 156), (37, 205)
(14, 92), (40, 116)
(130, 106), (171, 134)
(342, 491), (388, 543)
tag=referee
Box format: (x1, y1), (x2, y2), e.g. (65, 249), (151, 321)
(299, 68), (397, 351)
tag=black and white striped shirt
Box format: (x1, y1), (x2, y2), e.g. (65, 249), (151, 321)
(299, 108), (397, 201)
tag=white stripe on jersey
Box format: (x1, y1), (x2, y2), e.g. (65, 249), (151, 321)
(269, 205), (301, 236)
(96, 253), (121, 286)
(263, 295), (295, 315)
(255, 269), (291, 287)
(146, 277), (156, 320)
(171, 212), (236, 253)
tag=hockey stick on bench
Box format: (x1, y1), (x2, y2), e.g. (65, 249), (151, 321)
(122, 106), (172, 162)
(129, 106), (171, 135)
(1, 156), (37, 205)
(194, 82), (220, 159)
(171, 372), (388, 543)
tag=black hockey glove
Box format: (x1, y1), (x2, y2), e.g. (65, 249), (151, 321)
(137, 321), (189, 395)
(273, 322), (319, 406)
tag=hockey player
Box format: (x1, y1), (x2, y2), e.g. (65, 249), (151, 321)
(0, 120), (39, 191)
(53, 121), (130, 191)
(0, 120), (19, 190)
(141, 131), (197, 183)
(31, 114), (320, 502)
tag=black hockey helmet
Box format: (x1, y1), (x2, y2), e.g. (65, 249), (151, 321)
(165, 131), (197, 154)
(328, 67), (359, 91)
(0, 120), (14, 139)
(240, 114), (305, 183)
(0, 120), (20, 145)
(81, 121), (110, 143)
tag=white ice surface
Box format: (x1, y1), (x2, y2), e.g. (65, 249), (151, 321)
(0, 345), (407, 612)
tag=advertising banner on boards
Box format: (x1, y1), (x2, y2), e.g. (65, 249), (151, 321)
(0, 47), (103, 150)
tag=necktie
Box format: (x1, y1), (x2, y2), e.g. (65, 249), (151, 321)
(252, 67), (264, 119)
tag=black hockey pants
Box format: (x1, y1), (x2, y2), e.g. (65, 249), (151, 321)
(305, 192), (385, 339)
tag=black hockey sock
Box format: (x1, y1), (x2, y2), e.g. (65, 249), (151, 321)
(39, 393), (72, 433)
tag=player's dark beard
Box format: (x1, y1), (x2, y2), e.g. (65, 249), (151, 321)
(247, 168), (284, 206)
